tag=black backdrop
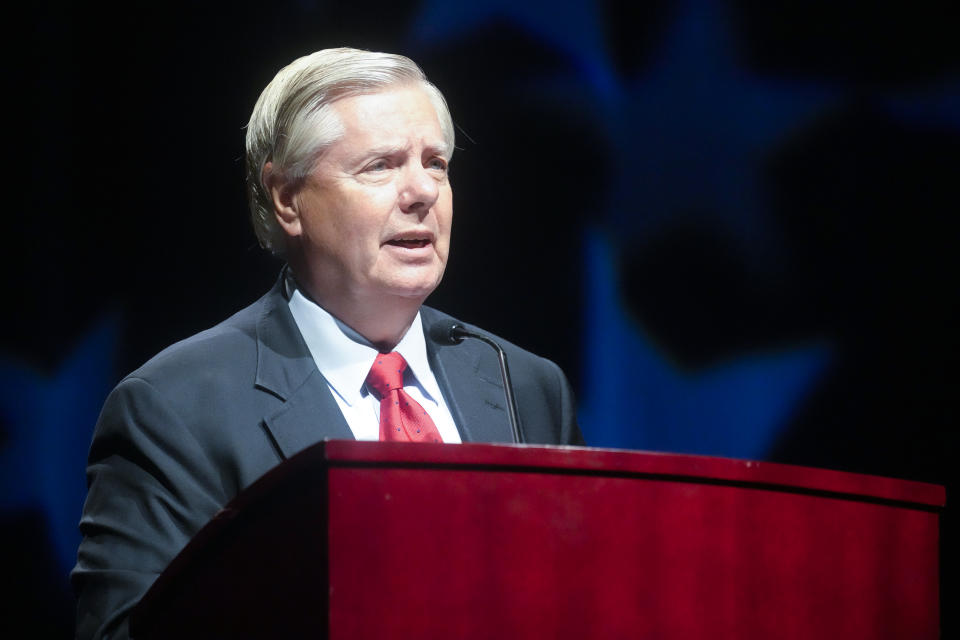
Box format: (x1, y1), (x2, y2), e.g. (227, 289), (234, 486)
(2, 1), (958, 636)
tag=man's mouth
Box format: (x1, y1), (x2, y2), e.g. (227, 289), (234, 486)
(386, 238), (431, 249)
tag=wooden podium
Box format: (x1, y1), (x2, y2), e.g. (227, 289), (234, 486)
(130, 441), (944, 639)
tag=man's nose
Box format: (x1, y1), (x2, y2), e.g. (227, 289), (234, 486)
(398, 163), (440, 214)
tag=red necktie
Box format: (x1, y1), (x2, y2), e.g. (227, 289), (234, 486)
(366, 352), (443, 443)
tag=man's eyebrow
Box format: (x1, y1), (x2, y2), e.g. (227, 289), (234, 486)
(423, 142), (451, 157)
(360, 143), (407, 158)
(353, 142), (451, 162)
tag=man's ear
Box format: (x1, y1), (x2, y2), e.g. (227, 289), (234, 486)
(265, 161), (302, 237)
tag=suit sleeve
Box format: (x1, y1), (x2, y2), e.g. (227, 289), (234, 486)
(72, 376), (227, 640)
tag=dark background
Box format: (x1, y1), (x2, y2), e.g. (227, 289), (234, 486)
(2, 0), (957, 636)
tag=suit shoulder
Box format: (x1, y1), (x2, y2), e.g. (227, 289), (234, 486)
(124, 292), (268, 389)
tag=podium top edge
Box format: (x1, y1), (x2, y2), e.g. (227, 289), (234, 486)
(312, 440), (946, 509)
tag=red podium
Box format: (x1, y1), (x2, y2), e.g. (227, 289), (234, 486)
(131, 441), (944, 639)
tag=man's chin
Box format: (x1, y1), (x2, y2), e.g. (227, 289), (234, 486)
(379, 274), (445, 302)
(385, 284), (440, 302)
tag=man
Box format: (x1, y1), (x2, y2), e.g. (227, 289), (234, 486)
(72, 48), (583, 639)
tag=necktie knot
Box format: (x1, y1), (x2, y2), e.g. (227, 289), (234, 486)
(366, 352), (408, 399)
(365, 351), (442, 443)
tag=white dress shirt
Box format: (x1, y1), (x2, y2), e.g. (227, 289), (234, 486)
(285, 277), (462, 443)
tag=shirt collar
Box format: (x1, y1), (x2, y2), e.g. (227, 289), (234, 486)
(393, 311), (443, 406)
(285, 274), (441, 407)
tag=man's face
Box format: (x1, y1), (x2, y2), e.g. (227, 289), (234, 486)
(283, 85), (453, 311)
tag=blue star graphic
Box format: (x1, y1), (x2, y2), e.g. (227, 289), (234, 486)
(608, 2), (836, 243)
(0, 315), (119, 574)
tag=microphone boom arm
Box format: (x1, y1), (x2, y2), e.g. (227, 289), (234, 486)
(447, 325), (524, 444)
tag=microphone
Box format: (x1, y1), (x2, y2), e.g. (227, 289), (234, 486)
(430, 323), (524, 444)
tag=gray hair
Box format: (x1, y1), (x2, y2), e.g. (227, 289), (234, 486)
(245, 47), (456, 254)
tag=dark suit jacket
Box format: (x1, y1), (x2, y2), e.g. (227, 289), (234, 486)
(71, 276), (583, 639)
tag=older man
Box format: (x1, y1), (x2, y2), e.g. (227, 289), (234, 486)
(72, 48), (583, 639)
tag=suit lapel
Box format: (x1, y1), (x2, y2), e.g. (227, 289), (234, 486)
(262, 368), (353, 458)
(249, 283), (513, 452)
(422, 307), (515, 444)
(254, 278), (354, 459)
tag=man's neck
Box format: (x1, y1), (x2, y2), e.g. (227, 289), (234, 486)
(327, 298), (420, 352)
(288, 271), (422, 352)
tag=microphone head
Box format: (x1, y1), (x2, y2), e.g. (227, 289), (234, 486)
(429, 322), (465, 345)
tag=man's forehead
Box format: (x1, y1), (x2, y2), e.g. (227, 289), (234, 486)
(328, 88), (451, 155)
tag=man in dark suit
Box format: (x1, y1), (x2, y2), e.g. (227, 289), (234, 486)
(71, 48), (582, 639)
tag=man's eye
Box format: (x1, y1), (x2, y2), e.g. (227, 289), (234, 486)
(366, 160), (389, 172)
(427, 158), (448, 172)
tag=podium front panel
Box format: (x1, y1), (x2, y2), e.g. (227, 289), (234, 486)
(131, 441), (943, 639)
(324, 442), (941, 639)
